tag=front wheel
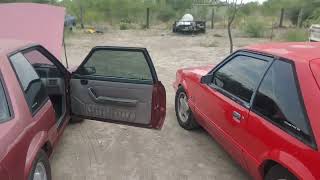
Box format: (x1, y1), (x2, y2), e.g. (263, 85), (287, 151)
(29, 150), (51, 180)
(175, 86), (199, 130)
(265, 165), (297, 180)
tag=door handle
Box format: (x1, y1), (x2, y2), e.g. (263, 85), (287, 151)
(88, 87), (138, 107)
(232, 111), (242, 121)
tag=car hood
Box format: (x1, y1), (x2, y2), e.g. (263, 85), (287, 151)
(181, 65), (215, 77)
(0, 3), (65, 59)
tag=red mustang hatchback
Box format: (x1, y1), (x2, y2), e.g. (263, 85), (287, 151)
(0, 3), (166, 180)
(174, 42), (320, 180)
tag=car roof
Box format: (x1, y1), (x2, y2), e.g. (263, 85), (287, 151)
(244, 42), (320, 62)
(0, 38), (34, 57)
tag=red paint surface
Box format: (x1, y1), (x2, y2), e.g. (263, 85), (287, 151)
(0, 39), (166, 179)
(174, 42), (320, 180)
(0, 3), (65, 59)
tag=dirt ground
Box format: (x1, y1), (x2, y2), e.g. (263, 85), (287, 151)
(50, 29), (269, 180)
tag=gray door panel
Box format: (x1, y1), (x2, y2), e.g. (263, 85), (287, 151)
(70, 79), (153, 124)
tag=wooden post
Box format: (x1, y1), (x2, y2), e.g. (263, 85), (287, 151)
(211, 8), (215, 29)
(146, 8), (150, 29)
(297, 8), (304, 28)
(279, 8), (284, 28)
(79, 4), (84, 29)
(270, 22), (275, 40)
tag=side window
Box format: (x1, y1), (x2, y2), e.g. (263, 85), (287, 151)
(252, 60), (312, 143)
(213, 55), (269, 103)
(0, 80), (10, 122)
(24, 50), (62, 79)
(10, 53), (48, 114)
(24, 50), (54, 66)
(76, 49), (153, 83)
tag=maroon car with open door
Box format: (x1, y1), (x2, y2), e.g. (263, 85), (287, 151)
(0, 3), (166, 180)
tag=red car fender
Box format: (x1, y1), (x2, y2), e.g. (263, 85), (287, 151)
(178, 71), (191, 94)
(260, 150), (315, 180)
(180, 80), (190, 95)
(0, 165), (10, 180)
(24, 131), (48, 179)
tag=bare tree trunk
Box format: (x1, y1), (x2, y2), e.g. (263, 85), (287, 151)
(227, 22), (233, 53)
(226, 0), (242, 54)
(270, 22), (275, 40)
(297, 8), (304, 28)
(279, 8), (285, 28)
(211, 8), (215, 29)
(80, 5), (84, 29)
(146, 8), (150, 29)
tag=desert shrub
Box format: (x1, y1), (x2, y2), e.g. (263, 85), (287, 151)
(281, 29), (308, 42)
(241, 18), (267, 38)
(304, 8), (320, 27)
(119, 22), (130, 30)
(119, 18), (133, 30)
(158, 8), (176, 22)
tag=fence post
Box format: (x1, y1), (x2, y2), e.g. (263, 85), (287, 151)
(279, 8), (284, 28)
(146, 8), (150, 29)
(297, 8), (304, 28)
(211, 8), (215, 29)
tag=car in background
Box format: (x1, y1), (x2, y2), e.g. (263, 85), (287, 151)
(309, 24), (320, 42)
(174, 42), (320, 180)
(173, 14), (206, 34)
(64, 14), (77, 30)
(0, 3), (166, 180)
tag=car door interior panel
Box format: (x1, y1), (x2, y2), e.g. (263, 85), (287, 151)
(70, 79), (153, 125)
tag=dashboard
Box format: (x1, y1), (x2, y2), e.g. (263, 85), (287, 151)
(34, 66), (65, 96)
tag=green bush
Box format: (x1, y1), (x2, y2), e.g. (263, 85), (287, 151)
(119, 22), (130, 30)
(304, 8), (320, 27)
(241, 18), (267, 38)
(281, 29), (308, 42)
(119, 18), (133, 30)
(158, 8), (176, 22)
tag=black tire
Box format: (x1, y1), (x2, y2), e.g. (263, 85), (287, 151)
(172, 25), (176, 33)
(69, 117), (84, 123)
(175, 86), (199, 130)
(265, 165), (297, 180)
(29, 150), (51, 180)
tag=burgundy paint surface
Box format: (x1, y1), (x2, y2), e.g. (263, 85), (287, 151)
(174, 42), (320, 180)
(0, 3), (65, 59)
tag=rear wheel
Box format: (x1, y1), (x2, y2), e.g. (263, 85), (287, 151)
(175, 86), (199, 130)
(29, 150), (51, 180)
(265, 165), (297, 180)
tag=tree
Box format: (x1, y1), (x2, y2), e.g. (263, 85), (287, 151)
(226, 0), (243, 54)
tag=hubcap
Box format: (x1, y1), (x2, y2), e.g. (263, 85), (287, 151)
(33, 162), (47, 180)
(178, 92), (190, 123)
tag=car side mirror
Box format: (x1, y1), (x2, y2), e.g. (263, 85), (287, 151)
(200, 74), (213, 84)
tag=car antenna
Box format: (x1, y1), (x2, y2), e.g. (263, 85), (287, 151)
(63, 34), (69, 69)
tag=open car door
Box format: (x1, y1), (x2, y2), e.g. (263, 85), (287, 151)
(70, 47), (166, 129)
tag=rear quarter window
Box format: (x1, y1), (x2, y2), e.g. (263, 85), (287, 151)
(0, 79), (10, 122)
(9, 53), (48, 115)
(252, 59), (314, 146)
